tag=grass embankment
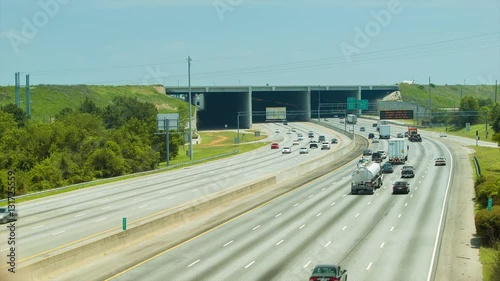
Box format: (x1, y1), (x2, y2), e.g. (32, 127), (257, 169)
(420, 123), (494, 142)
(472, 146), (500, 280)
(0, 85), (185, 121)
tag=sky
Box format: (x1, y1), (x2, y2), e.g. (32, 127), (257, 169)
(0, 0), (499, 87)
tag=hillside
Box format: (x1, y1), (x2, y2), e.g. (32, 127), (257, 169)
(399, 83), (497, 110)
(0, 85), (186, 121)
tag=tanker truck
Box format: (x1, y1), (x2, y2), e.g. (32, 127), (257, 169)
(351, 161), (383, 195)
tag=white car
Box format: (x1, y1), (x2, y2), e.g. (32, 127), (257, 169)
(299, 147), (309, 154)
(440, 132), (447, 137)
(287, 130), (292, 134)
(321, 142), (331, 150)
(292, 140), (300, 146)
(377, 150), (387, 159)
(282, 147), (292, 154)
(372, 137), (379, 143)
(297, 136), (304, 141)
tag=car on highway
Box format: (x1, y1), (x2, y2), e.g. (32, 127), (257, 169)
(377, 150), (387, 159)
(331, 138), (338, 144)
(283, 120), (288, 125)
(382, 162), (394, 173)
(298, 136), (304, 141)
(401, 166), (415, 178)
(271, 143), (279, 149)
(309, 141), (319, 149)
(308, 132), (314, 138)
(292, 128), (296, 132)
(292, 140), (300, 146)
(440, 132), (447, 137)
(0, 208), (18, 224)
(359, 126), (365, 131)
(368, 133), (375, 139)
(404, 132), (409, 138)
(275, 129), (280, 133)
(340, 119), (345, 124)
(318, 135), (326, 143)
(372, 137), (379, 143)
(282, 146), (291, 154)
(321, 142), (331, 150)
(397, 133), (404, 138)
(309, 264), (347, 281)
(372, 123), (378, 127)
(362, 148), (373, 155)
(393, 181), (411, 194)
(300, 147), (309, 154)
(435, 157), (447, 166)
(287, 130), (292, 134)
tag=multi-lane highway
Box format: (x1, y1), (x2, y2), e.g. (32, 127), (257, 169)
(105, 119), (455, 281)
(0, 122), (346, 268)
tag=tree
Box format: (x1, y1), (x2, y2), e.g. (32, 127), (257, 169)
(55, 107), (74, 120)
(79, 97), (101, 115)
(453, 96), (480, 127)
(1, 103), (26, 127)
(101, 96), (157, 129)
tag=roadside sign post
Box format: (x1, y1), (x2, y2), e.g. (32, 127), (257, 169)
(488, 198), (493, 212)
(122, 217), (127, 230)
(466, 123), (470, 132)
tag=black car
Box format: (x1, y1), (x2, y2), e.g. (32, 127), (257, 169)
(309, 264), (348, 281)
(331, 138), (338, 144)
(283, 120), (288, 125)
(401, 166), (415, 178)
(368, 133), (375, 139)
(393, 181), (410, 194)
(363, 148), (373, 156)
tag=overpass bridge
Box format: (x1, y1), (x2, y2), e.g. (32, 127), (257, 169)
(166, 85), (399, 129)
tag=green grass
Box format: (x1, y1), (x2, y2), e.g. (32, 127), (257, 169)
(399, 83), (497, 110)
(480, 246), (498, 281)
(0, 85), (186, 121)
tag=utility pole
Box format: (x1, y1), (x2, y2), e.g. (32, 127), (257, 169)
(187, 56), (193, 160)
(495, 80), (498, 103)
(428, 76), (431, 126)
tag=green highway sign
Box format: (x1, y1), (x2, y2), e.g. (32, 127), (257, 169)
(347, 97), (356, 110)
(123, 217), (127, 230)
(358, 99), (368, 110)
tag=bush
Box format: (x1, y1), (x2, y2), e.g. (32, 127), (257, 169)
(492, 243), (500, 281)
(476, 206), (500, 246)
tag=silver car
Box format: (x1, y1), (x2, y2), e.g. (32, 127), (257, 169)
(0, 208), (18, 224)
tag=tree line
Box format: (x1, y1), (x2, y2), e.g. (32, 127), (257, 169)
(0, 96), (188, 199)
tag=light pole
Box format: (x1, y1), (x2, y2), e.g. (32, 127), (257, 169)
(187, 56), (193, 160)
(428, 76), (432, 126)
(318, 86), (321, 122)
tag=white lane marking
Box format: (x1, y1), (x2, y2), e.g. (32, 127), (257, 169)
(419, 181), (422, 183)
(245, 261), (255, 269)
(376, 193), (379, 196)
(342, 226), (347, 231)
(405, 203), (408, 207)
(383, 186), (387, 189)
(52, 230), (65, 236)
(390, 226), (394, 231)
(96, 217), (107, 222)
(398, 214), (402, 218)
(24, 218), (33, 222)
(167, 196), (175, 199)
(425, 170), (427, 173)
(75, 213), (85, 218)
(299, 224), (306, 229)
(253, 225), (261, 230)
(188, 260), (200, 267)
(32, 225), (44, 230)
(321, 188), (326, 191)
(367, 201), (371, 205)
(342, 176), (346, 179)
(416, 187), (418, 190)
(293, 203), (299, 207)
(316, 213), (322, 217)
(331, 202), (336, 206)
(275, 213), (282, 218)
(276, 240), (284, 246)
(308, 194), (314, 198)
(304, 261), (312, 268)
(101, 199), (110, 203)
(422, 176), (425, 178)
(223, 241), (233, 247)
(139, 204), (148, 209)
(380, 242), (385, 248)
(342, 194), (347, 198)
(410, 194), (414, 198)
(333, 182), (337, 185)
(159, 189), (168, 193)
(324, 241), (331, 247)
(355, 213), (360, 218)
(101, 206), (111, 210)
(0, 248), (8, 252)
(366, 262), (373, 270)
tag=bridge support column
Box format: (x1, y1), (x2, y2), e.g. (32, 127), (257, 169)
(304, 88), (311, 121)
(240, 89), (252, 129)
(357, 86), (362, 116)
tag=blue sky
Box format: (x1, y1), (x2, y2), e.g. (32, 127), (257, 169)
(1, 0), (499, 86)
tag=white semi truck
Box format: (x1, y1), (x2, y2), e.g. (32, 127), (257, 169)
(346, 114), (357, 124)
(351, 161), (383, 195)
(379, 124), (391, 139)
(388, 138), (408, 164)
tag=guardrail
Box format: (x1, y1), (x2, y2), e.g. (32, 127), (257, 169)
(473, 156), (481, 176)
(0, 150), (239, 203)
(312, 120), (354, 140)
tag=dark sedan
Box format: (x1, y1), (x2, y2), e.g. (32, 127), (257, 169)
(309, 264), (347, 281)
(393, 181), (410, 194)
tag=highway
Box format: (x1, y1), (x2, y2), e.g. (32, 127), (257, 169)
(0, 122), (346, 266)
(109, 119), (454, 281)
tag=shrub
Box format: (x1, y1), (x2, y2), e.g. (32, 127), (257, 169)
(476, 206), (500, 246)
(492, 243), (500, 281)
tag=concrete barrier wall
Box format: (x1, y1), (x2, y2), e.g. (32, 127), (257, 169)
(20, 129), (360, 279)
